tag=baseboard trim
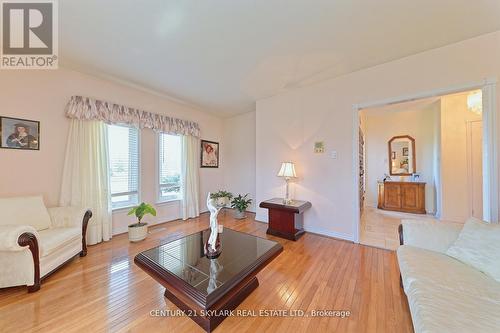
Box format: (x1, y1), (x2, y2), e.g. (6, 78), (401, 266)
(137, 209), (353, 242)
(303, 226), (354, 242)
(255, 213), (268, 223)
(112, 211), (211, 237)
(255, 213), (353, 242)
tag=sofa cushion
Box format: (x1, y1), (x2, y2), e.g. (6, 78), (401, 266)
(0, 196), (51, 231)
(398, 245), (500, 303)
(405, 279), (500, 333)
(446, 218), (500, 282)
(38, 227), (81, 257)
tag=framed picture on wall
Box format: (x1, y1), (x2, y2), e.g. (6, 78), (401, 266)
(402, 147), (408, 156)
(201, 140), (219, 168)
(0, 116), (40, 150)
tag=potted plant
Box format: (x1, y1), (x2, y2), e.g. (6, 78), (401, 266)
(230, 194), (252, 219)
(210, 190), (233, 206)
(127, 202), (157, 242)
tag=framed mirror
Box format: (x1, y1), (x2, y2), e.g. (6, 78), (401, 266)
(388, 135), (416, 176)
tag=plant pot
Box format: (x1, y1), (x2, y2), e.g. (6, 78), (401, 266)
(234, 210), (246, 219)
(128, 223), (148, 242)
(217, 197), (230, 207)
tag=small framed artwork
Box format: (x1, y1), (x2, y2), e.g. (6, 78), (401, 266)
(391, 151), (396, 160)
(402, 147), (408, 156)
(201, 140), (219, 168)
(314, 141), (325, 153)
(0, 116), (40, 150)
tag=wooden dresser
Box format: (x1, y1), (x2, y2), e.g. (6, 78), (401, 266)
(377, 181), (426, 214)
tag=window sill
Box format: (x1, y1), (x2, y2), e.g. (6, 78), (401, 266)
(112, 204), (138, 213)
(156, 198), (181, 205)
(111, 199), (181, 213)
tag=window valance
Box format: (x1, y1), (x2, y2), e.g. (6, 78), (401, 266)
(65, 95), (201, 137)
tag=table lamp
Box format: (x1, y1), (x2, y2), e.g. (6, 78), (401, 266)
(277, 162), (296, 204)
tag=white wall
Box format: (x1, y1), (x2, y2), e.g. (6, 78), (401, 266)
(363, 103), (438, 213)
(256, 31), (500, 241)
(222, 111), (257, 212)
(0, 68), (224, 235)
(440, 91), (482, 222)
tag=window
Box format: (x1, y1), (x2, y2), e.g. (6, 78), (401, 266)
(107, 124), (140, 209)
(158, 133), (182, 202)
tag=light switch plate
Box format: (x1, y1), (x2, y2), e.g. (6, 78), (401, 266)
(331, 150), (337, 159)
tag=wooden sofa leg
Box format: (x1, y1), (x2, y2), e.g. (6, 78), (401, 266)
(18, 232), (40, 293)
(398, 224), (404, 246)
(27, 282), (41, 293)
(80, 210), (92, 257)
(398, 224), (404, 289)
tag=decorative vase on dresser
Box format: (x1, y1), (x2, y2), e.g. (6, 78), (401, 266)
(377, 181), (426, 214)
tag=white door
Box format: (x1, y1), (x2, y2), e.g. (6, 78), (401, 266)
(467, 121), (483, 219)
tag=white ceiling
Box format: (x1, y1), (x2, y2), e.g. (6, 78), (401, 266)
(60, 1), (500, 116)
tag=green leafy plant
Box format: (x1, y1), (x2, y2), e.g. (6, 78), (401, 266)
(127, 202), (157, 227)
(231, 194), (252, 212)
(210, 190), (233, 200)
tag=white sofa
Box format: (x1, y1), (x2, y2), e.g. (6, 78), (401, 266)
(0, 196), (91, 292)
(397, 219), (500, 333)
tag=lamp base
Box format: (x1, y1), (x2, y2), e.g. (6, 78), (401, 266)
(282, 178), (294, 205)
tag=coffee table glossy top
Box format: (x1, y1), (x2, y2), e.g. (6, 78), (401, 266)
(135, 227), (282, 307)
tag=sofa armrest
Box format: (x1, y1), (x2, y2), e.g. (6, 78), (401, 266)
(399, 219), (463, 254)
(0, 225), (39, 251)
(47, 206), (91, 228)
(0, 225), (41, 292)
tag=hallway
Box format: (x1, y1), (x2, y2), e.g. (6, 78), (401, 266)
(360, 207), (439, 250)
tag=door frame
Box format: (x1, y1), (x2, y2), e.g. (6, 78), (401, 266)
(351, 78), (498, 243)
(466, 120), (483, 219)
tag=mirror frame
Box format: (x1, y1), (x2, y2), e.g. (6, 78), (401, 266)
(388, 135), (416, 176)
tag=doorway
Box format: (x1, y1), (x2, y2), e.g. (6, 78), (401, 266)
(352, 80), (498, 248)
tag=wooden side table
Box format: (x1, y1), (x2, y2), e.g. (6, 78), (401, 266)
(259, 198), (312, 241)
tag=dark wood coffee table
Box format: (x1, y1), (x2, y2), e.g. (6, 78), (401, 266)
(134, 228), (283, 332)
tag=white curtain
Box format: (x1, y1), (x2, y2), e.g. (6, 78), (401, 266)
(60, 119), (112, 245)
(181, 135), (200, 220)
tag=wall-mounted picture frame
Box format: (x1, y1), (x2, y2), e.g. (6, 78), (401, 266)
(201, 140), (219, 168)
(0, 116), (40, 150)
(402, 147), (408, 156)
(314, 141), (325, 153)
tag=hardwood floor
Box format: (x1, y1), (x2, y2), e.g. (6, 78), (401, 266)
(0, 212), (413, 333)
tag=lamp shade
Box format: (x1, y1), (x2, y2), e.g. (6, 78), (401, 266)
(277, 162), (297, 178)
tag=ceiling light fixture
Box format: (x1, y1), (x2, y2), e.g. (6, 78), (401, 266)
(467, 90), (482, 115)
